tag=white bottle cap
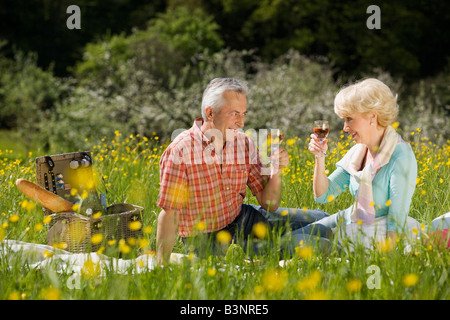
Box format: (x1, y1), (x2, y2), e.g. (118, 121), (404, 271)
(80, 159), (90, 167)
(69, 160), (79, 169)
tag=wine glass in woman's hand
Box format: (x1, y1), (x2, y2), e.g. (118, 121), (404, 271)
(313, 120), (329, 156)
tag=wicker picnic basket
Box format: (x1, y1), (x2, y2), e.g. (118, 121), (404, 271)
(46, 203), (144, 253)
(35, 152), (144, 253)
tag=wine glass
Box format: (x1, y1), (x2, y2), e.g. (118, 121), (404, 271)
(313, 120), (329, 156)
(267, 129), (284, 165)
(270, 129), (285, 151)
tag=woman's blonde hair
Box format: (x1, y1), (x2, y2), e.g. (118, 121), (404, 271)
(334, 78), (399, 127)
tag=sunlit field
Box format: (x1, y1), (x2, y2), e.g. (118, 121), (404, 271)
(0, 127), (449, 300)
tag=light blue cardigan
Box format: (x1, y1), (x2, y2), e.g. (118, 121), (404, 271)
(315, 143), (417, 232)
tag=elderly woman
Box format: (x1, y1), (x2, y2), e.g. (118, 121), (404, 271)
(301, 78), (418, 247)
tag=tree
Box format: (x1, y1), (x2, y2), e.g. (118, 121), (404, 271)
(0, 0), (166, 76)
(0, 50), (65, 151)
(75, 6), (224, 89)
(202, 0), (450, 80)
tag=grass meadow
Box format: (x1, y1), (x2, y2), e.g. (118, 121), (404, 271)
(0, 127), (449, 300)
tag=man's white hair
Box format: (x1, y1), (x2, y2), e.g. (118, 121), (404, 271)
(201, 78), (248, 119)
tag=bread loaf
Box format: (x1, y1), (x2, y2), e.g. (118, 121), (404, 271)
(16, 179), (74, 213)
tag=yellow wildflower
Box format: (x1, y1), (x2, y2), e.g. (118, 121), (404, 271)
(377, 238), (394, 253)
(82, 259), (101, 278)
(216, 230), (232, 244)
(21, 200), (36, 211)
(8, 291), (21, 300)
(128, 220), (142, 231)
(305, 290), (329, 300)
(43, 250), (54, 258)
(93, 211), (102, 219)
(261, 269), (287, 292)
(137, 238), (149, 249)
(207, 268), (217, 277)
(43, 287), (61, 300)
(403, 273), (419, 287)
(286, 138), (296, 146)
(119, 239), (131, 254)
(143, 226), (153, 234)
(253, 222), (268, 239)
(346, 279), (363, 292)
(43, 215), (52, 224)
(195, 221), (206, 231)
(295, 245), (314, 259)
(296, 270), (321, 291)
(90, 233), (103, 245)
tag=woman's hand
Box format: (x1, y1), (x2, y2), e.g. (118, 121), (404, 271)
(308, 134), (328, 157)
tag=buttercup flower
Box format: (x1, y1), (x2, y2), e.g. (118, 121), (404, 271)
(403, 273), (419, 287)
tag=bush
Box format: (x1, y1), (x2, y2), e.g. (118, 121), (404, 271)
(2, 31), (449, 153)
(246, 50), (338, 138)
(38, 48), (449, 152)
(0, 49), (65, 151)
(74, 6), (224, 91)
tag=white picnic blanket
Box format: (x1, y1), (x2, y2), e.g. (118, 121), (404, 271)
(429, 212), (450, 231)
(2, 213), (448, 273)
(1, 239), (188, 276)
(337, 212), (450, 250)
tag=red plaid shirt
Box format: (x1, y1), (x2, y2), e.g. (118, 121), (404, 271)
(157, 118), (266, 237)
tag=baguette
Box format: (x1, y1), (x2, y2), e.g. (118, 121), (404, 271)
(16, 179), (74, 213)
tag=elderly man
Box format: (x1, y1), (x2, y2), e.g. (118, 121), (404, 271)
(156, 78), (328, 264)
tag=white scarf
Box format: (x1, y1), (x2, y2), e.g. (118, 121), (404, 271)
(337, 126), (406, 224)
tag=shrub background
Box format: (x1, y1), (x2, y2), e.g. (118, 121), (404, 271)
(0, 2), (449, 155)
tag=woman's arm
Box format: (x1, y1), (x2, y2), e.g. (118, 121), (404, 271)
(309, 134), (350, 202)
(386, 149), (418, 233)
(387, 144), (417, 233)
(308, 134), (329, 198)
(313, 155), (330, 198)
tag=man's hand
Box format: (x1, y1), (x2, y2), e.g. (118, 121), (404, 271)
(255, 147), (289, 212)
(269, 147), (289, 175)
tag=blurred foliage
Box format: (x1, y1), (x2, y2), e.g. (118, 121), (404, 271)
(0, 46), (68, 151)
(0, 0), (166, 76)
(74, 6), (224, 90)
(1, 0), (448, 80)
(202, 0), (450, 80)
(0, 2), (448, 153)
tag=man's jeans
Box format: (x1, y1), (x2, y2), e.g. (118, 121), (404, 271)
(182, 204), (332, 258)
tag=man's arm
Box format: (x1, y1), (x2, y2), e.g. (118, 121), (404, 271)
(255, 171), (282, 212)
(156, 208), (179, 265)
(254, 148), (289, 212)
